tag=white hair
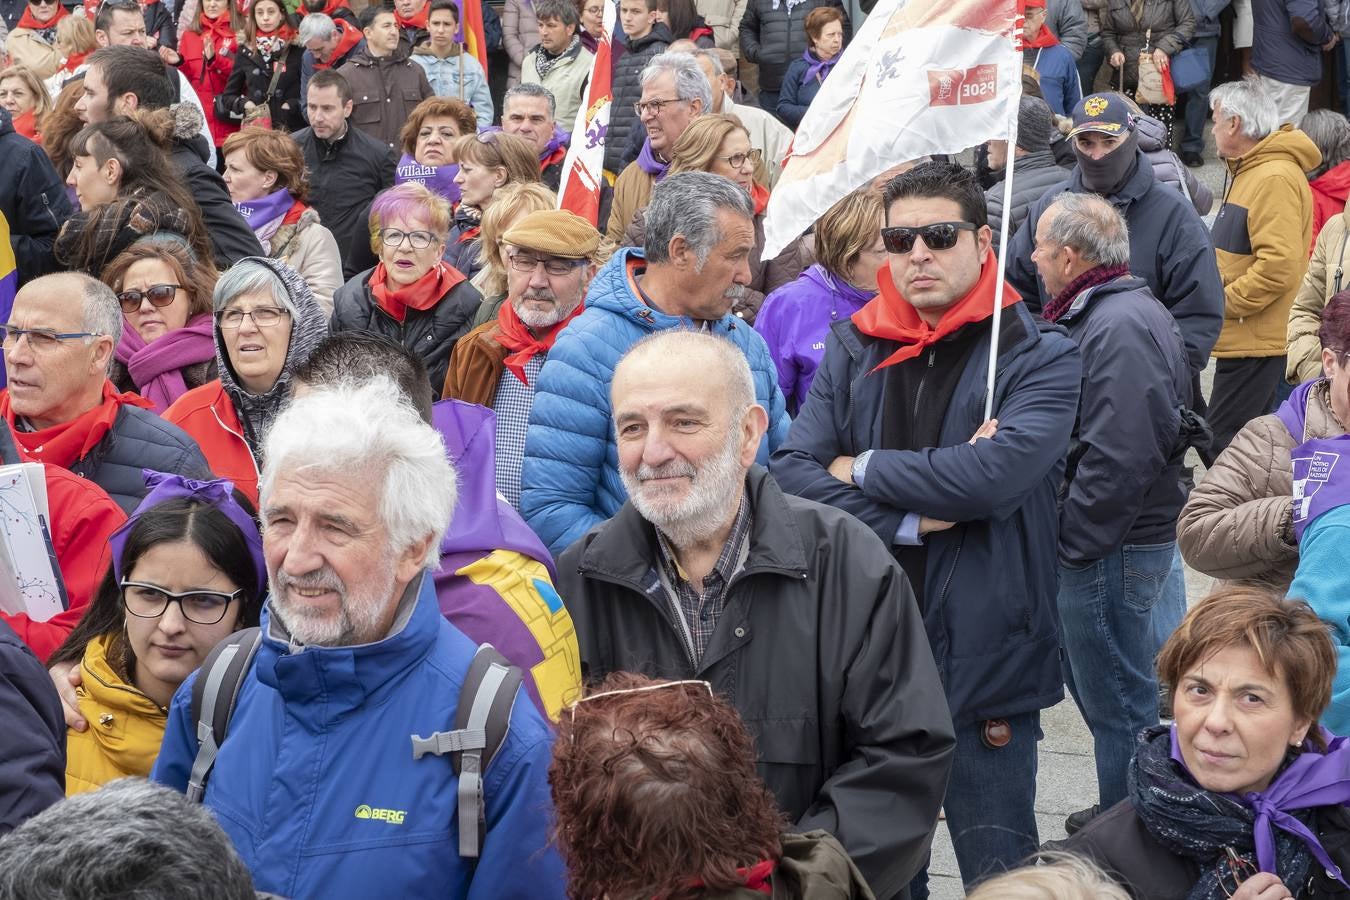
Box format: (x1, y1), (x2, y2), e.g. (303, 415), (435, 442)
(1210, 75), (1279, 141)
(259, 377), (456, 568)
(298, 12), (336, 44)
(640, 52), (712, 113)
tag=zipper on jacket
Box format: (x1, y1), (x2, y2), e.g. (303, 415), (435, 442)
(911, 347), (936, 439)
(934, 535), (964, 666)
(40, 192), (58, 230)
(663, 586), (699, 672)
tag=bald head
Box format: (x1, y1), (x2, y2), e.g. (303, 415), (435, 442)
(614, 330), (755, 416)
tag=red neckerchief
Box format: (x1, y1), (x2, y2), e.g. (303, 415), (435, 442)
(60, 49), (90, 74)
(852, 253), (1021, 372)
(200, 12), (236, 51)
(12, 108), (40, 143)
(395, 3), (428, 29)
(315, 18), (363, 68)
(281, 199), (310, 225)
(254, 23), (294, 43)
(16, 2), (67, 31)
(493, 294), (584, 384)
(683, 859), (777, 896)
(1024, 25), (1059, 48)
(689, 24), (714, 42)
(313, 0), (351, 15)
(0, 381), (152, 468)
(751, 182), (769, 216)
(457, 225), (481, 244)
(369, 261), (465, 323)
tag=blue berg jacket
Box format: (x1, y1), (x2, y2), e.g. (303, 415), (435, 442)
(152, 573), (565, 899)
(521, 247), (792, 557)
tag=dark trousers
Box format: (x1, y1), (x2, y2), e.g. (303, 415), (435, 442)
(1078, 32), (1105, 92)
(1181, 36), (1219, 154)
(1208, 355), (1286, 456)
(758, 88), (781, 120)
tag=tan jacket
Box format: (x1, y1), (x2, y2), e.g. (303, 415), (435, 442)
(605, 160), (657, 244)
(442, 319), (508, 407)
(270, 209), (343, 315)
(9, 29), (62, 79)
(696, 0), (751, 51)
(1177, 379), (1343, 591)
(1214, 126), (1320, 358)
(521, 43), (594, 136)
(1288, 207), (1350, 383)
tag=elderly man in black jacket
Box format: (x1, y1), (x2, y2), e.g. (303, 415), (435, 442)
(0, 618), (63, 836)
(558, 328), (956, 900)
(1031, 192), (1192, 834)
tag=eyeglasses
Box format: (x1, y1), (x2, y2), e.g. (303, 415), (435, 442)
(1219, 847), (1258, 898)
(715, 148), (763, 170)
(121, 580), (243, 625)
(117, 283), (181, 314)
(0, 326), (99, 351)
(380, 228), (439, 250)
(507, 252), (586, 275)
(218, 306), (290, 330)
(566, 679), (714, 731)
(881, 221), (978, 254)
(634, 97), (690, 117)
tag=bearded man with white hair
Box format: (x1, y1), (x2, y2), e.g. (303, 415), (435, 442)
(151, 379), (565, 899)
(556, 328), (957, 900)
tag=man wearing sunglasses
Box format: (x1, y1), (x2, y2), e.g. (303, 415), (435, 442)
(0, 272), (211, 515)
(772, 161), (1083, 897)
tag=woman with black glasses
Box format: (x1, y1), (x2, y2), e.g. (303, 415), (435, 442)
(331, 181), (483, 397)
(48, 472), (265, 796)
(164, 257), (328, 504)
(101, 238), (220, 412)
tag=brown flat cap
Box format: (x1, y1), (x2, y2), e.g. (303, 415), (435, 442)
(502, 209), (602, 258)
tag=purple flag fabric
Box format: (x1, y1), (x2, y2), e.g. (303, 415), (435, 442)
(395, 153), (462, 205)
(1291, 435), (1350, 543)
(234, 187), (295, 231)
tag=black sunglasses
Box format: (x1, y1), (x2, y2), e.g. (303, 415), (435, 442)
(881, 221), (978, 254)
(117, 283), (180, 313)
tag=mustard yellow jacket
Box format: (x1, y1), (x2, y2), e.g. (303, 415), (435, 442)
(1213, 125), (1320, 358)
(64, 634), (167, 795)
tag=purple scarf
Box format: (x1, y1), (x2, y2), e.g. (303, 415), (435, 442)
(540, 124), (569, 162)
(801, 47), (839, 86)
(1169, 724), (1350, 888)
(637, 137), (670, 180)
(234, 187), (294, 231)
(395, 153), (462, 205)
(114, 313), (216, 413)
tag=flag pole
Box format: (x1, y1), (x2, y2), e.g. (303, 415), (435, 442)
(983, 39), (1024, 422)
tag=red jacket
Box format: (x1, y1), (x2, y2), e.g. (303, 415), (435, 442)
(179, 27), (240, 147)
(0, 467), (126, 662)
(1312, 161), (1350, 251)
(163, 380), (259, 505)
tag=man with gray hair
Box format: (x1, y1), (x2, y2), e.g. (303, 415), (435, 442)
(606, 0), (674, 174)
(0, 272), (209, 513)
(152, 379), (565, 898)
(298, 12), (366, 116)
(1030, 192), (1192, 831)
(558, 328), (956, 900)
(522, 171), (790, 556)
(605, 52), (710, 241)
(0, 779), (257, 898)
(1207, 75), (1320, 455)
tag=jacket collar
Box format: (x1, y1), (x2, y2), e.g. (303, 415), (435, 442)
(1054, 273), (1149, 325)
(575, 466), (809, 589)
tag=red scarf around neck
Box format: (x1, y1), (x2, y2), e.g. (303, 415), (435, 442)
(395, 3), (428, 30)
(493, 295), (584, 385)
(0, 380), (152, 468)
(254, 23), (294, 43)
(200, 12), (236, 51)
(369, 261), (464, 323)
(12, 108), (40, 143)
(1024, 25), (1059, 48)
(312, 0), (350, 16)
(16, 2), (67, 31)
(683, 859), (777, 896)
(852, 254), (1021, 372)
(751, 182), (769, 216)
(316, 19), (363, 68)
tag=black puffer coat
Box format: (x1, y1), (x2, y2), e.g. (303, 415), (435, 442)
(605, 24), (673, 174)
(739, 0), (847, 94)
(218, 43), (306, 133)
(65, 403), (213, 514)
(330, 266), (483, 397)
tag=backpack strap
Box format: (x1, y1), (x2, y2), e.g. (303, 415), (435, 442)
(408, 643), (522, 859)
(186, 627), (263, 803)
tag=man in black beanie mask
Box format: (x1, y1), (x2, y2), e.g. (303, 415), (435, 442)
(1005, 92), (1224, 393)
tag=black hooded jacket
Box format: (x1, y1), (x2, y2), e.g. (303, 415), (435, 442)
(0, 108), (72, 283)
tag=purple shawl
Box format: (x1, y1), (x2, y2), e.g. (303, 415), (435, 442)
(801, 46), (839, 86)
(114, 313), (216, 413)
(1277, 378), (1321, 442)
(637, 137), (670, 180)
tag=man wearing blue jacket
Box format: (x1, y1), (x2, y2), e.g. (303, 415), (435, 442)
(153, 380), (564, 899)
(521, 171), (791, 558)
(771, 162), (1081, 897)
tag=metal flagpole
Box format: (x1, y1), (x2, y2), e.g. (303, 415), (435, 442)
(983, 38), (1024, 422)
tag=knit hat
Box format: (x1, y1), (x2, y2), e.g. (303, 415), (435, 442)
(502, 209), (601, 259)
(1016, 96), (1055, 152)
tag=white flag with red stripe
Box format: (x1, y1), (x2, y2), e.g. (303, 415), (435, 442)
(556, 0), (617, 225)
(762, 0), (1023, 257)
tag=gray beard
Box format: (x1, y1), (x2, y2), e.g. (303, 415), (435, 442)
(620, 433), (745, 549)
(512, 294), (582, 329)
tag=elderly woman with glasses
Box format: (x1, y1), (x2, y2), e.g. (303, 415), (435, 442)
(331, 181), (483, 397)
(101, 239), (220, 412)
(48, 472), (266, 795)
(9, 0), (71, 79)
(621, 114), (811, 324)
(1058, 587), (1350, 900)
(164, 257), (328, 505)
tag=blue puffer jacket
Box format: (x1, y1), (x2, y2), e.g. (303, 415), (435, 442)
(521, 247), (792, 557)
(770, 301), (1081, 725)
(152, 572), (565, 899)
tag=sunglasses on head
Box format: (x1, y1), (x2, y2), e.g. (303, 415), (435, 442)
(881, 221), (978, 254)
(117, 283), (180, 313)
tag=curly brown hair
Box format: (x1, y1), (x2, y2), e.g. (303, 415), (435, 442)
(400, 97), (478, 157)
(549, 673), (786, 900)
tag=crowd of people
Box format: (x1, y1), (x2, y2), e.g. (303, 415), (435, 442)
(4, 0), (1350, 897)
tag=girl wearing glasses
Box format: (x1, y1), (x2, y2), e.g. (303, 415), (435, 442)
(102, 238), (220, 412)
(49, 472), (265, 796)
(331, 181), (482, 396)
(621, 114), (811, 324)
(164, 257), (328, 504)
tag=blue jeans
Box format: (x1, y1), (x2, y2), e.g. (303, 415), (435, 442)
(1149, 544), (1189, 654)
(1181, 36), (1218, 155)
(1059, 542), (1177, 808)
(908, 711), (1041, 898)
(1078, 32), (1105, 93)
